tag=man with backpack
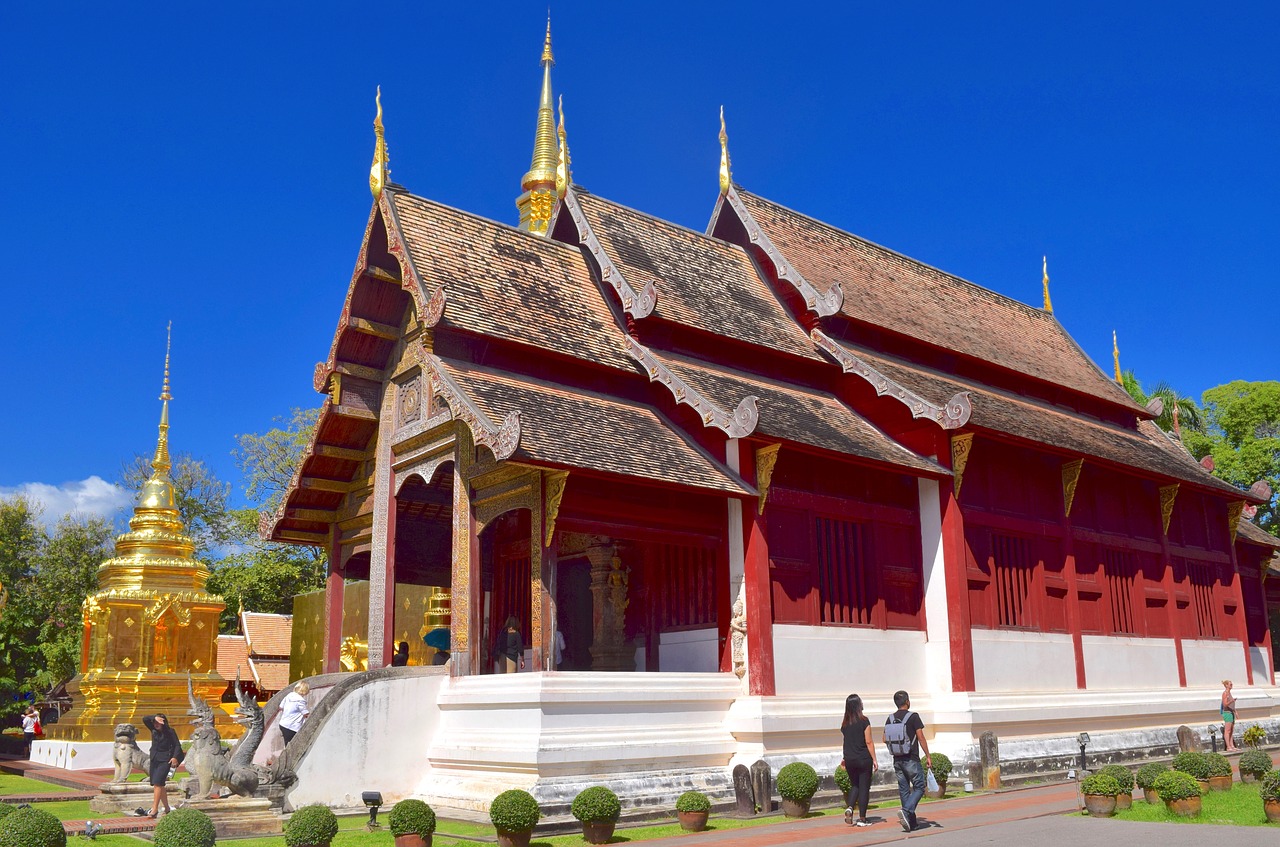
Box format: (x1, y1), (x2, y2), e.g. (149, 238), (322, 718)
(884, 690), (931, 831)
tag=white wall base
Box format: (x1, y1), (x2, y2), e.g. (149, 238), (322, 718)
(1082, 635), (1179, 689)
(659, 628), (718, 672)
(972, 629), (1075, 691)
(1182, 639), (1247, 687)
(30, 739), (120, 771)
(773, 624), (926, 696)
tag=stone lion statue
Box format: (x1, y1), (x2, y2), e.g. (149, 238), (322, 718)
(111, 723), (150, 784)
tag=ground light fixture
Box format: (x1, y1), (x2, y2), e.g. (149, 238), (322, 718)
(1076, 732), (1090, 774)
(1209, 725), (1218, 753)
(363, 791), (383, 830)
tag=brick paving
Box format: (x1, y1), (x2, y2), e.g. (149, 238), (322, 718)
(1, 758), (157, 836)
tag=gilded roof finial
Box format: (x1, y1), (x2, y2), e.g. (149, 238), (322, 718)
(1042, 256), (1053, 314)
(152, 322), (173, 477)
(517, 17), (560, 234)
(556, 95), (571, 199)
(719, 106), (733, 195)
(542, 14), (554, 65)
(370, 86), (390, 199)
(1112, 329), (1122, 383)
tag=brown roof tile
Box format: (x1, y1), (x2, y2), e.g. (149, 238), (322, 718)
(735, 190), (1146, 411)
(573, 193), (821, 362)
(658, 355), (946, 477)
(215, 635), (250, 682)
(1237, 518), (1280, 548)
(250, 659), (292, 694)
(433, 357), (752, 496)
(243, 612), (293, 658)
(389, 191), (634, 372)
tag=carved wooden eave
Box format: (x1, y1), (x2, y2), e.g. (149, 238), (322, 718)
(544, 471), (569, 546)
(1159, 483), (1180, 536)
(718, 186), (843, 318)
(755, 444), (781, 514)
(1062, 458), (1084, 518)
(258, 399), (341, 544)
(1228, 500), (1245, 543)
(423, 356), (522, 462)
(560, 187), (656, 319)
(623, 336), (759, 438)
(950, 433), (974, 499)
(811, 329), (972, 430)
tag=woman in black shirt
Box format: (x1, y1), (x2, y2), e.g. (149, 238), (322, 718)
(497, 617), (525, 673)
(142, 713), (184, 818)
(839, 693), (878, 827)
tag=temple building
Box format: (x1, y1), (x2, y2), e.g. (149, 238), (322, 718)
(260, 24), (1279, 808)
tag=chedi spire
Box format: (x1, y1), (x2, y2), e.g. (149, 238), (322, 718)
(516, 16), (559, 235)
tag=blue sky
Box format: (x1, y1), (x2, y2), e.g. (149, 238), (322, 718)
(2, 2), (1277, 524)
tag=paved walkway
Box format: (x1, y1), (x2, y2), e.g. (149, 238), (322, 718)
(1, 758), (157, 837)
(881, 815), (1280, 847)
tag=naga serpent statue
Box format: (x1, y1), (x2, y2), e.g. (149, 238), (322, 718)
(184, 671), (264, 798)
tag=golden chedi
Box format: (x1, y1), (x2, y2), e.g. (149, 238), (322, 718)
(46, 333), (236, 750)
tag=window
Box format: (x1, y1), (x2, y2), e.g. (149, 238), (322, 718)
(1104, 549), (1137, 635)
(815, 517), (872, 625)
(992, 534), (1034, 628)
(1187, 562), (1219, 638)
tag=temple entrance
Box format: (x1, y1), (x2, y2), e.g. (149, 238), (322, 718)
(481, 509), (534, 673)
(393, 464), (454, 666)
(555, 557), (592, 670)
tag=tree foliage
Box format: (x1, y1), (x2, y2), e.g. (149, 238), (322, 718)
(119, 453), (231, 554)
(1184, 380), (1280, 536)
(206, 510), (326, 632)
(1121, 370), (1204, 434)
(233, 408), (321, 513)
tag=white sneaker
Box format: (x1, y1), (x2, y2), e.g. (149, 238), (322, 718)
(844, 807), (854, 825)
(898, 809), (912, 832)
(855, 819), (872, 827)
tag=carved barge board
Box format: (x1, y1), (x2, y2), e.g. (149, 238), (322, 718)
(622, 336), (759, 439)
(810, 328), (972, 430)
(561, 187), (656, 319)
(424, 356), (522, 461)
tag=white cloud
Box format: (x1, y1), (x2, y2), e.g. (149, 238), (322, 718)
(0, 476), (133, 528)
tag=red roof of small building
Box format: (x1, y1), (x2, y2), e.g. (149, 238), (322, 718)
(243, 612), (293, 658)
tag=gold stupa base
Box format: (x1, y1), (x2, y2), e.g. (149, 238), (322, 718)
(47, 671), (241, 744)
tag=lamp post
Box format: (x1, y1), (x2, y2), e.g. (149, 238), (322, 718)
(1077, 732), (1091, 775)
(1208, 725), (1218, 754)
(362, 791), (383, 831)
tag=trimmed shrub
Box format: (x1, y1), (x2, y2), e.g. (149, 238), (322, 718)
(1152, 770), (1202, 802)
(1096, 765), (1135, 793)
(1171, 750), (1211, 780)
(1135, 763), (1167, 790)
(0, 805), (66, 847)
(388, 799), (437, 838)
(1204, 752), (1232, 778)
(1242, 725), (1266, 748)
(0, 806), (12, 821)
(1080, 773), (1121, 797)
(675, 791), (710, 813)
(489, 789), (540, 833)
(571, 786), (621, 823)
(154, 807), (217, 847)
(776, 762), (819, 803)
(1260, 770), (1280, 802)
(925, 752), (953, 781)
(834, 764), (851, 796)
(1238, 749), (1273, 778)
(284, 805), (339, 847)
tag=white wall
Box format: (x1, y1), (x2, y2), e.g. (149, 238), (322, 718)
(918, 477), (952, 694)
(971, 629), (1076, 691)
(1248, 646), (1272, 685)
(1082, 636), (1179, 689)
(1182, 639), (1247, 687)
(773, 624), (926, 696)
(659, 627), (718, 672)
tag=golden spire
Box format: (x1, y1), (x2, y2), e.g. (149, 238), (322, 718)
(719, 106), (733, 195)
(1113, 330), (1122, 383)
(150, 322), (173, 479)
(370, 86), (390, 199)
(517, 16), (559, 234)
(1042, 256), (1053, 314)
(556, 95), (571, 199)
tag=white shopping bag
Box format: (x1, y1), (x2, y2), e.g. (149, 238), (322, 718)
(926, 768), (940, 794)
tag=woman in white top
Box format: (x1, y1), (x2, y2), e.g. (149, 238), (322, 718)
(21, 707), (38, 755)
(279, 682), (310, 745)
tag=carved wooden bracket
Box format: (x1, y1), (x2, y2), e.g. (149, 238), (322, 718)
(544, 471), (569, 547)
(562, 188), (656, 318)
(724, 186), (843, 317)
(623, 337), (759, 438)
(1228, 500), (1245, 543)
(1062, 459), (1084, 518)
(379, 190), (429, 303)
(951, 433), (974, 499)
(421, 285), (446, 328)
(1159, 484), (1180, 536)
(755, 444), (781, 514)
(811, 329), (972, 430)
(424, 357), (522, 461)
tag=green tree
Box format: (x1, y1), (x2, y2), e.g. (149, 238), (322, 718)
(119, 453), (232, 554)
(0, 496), (45, 717)
(207, 510), (326, 632)
(30, 515), (113, 692)
(1184, 380), (1280, 535)
(233, 407), (321, 512)
(1121, 370), (1204, 434)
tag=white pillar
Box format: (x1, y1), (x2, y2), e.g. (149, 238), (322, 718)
(918, 476), (952, 694)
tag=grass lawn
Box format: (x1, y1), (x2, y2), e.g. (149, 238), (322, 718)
(0, 774), (74, 796)
(1108, 783), (1277, 827)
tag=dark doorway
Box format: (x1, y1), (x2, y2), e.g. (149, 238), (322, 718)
(556, 557), (593, 670)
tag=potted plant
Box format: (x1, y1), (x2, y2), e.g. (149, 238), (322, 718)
(285, 805), (339, 847)
(389, 799), (437, 847)
(1238, 749), (1273, 784)
(1080, 773), (1121, 817)
(675, 790), (711, 832)
(1096, 765), (1135, 809)
(489, 789), (541, 847)
(154, 808), (217, 847)
(925, 753), (953, 797)
(571, 786), (621, 845)
(1153, 770), (1202, 817)
(0, 806), (66, 847)
(776, 762), (818, 817)
(1171, 750), (1211, 792)
(1205, 752), (1233, 791)
(1242, 725), (1267, 749)
(1260, 770), (1280, 824)
(1135, 763), (1167, 804)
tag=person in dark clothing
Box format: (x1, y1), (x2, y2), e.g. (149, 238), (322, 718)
(431, 649), (450, 666)
(142, 713), (183, 818)
(886, 690), (931, 832)
(391, 641), (410, 667)
(496, 616), (525, 673)
(839, 693), (878, 827)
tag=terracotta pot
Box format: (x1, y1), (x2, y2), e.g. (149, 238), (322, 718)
(1115, 792), (1132, 809)
(1241, 772), (1257, 784)
(1142, 788), (1159, 804)
(781, 798), (810, 818)
(1264, 799), (1280, 824)
(1196, 779), (1210, 795)
(582, 820), (616, 844)
(1208, 775), (1233, 792)
(395, 836), (431, 847)
(1165, 796), (1202, 818)
(1083, 794), (1117, 817)
(678, 811), (709, 832)
(496, 830), (532, 847)
(929, 780), (948, 799)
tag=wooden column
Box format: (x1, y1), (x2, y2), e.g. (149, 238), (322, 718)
(940, 434), (975, 692)
(1058, 462), (1086, 689)
(368, 383), (397, 670)
(1226, 543), (1255, 686)
(1157, 531), (1187, 687)
(530, 478), (547, 672)
(323, 528), (345, 673)
(451, 453), (482, 676)
(740, 447), (776, 696)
